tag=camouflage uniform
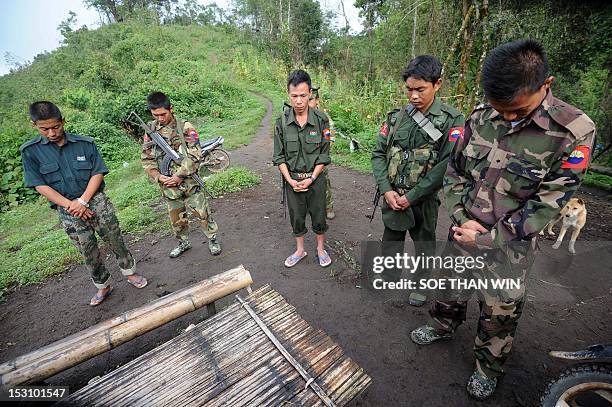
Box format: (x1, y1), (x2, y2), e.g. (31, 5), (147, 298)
(20, 133), (135, 289)
(141, 118), (219, 244)
(58, 192), (135, 288)
(429, 90), (596, 379)
(371, 97), (464, 284)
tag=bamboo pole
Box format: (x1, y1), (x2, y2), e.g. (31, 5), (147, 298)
(442, 3), (475, 77)
(0, 265), (253, 389)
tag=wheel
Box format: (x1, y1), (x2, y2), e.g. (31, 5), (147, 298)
(201, 148), (230, 174)
(540, 363), (612, 407)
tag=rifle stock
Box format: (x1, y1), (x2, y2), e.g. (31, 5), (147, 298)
(127, 111), (212, 198)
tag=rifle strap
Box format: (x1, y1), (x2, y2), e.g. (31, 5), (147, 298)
(385, 105), (409, 165)
(410, 107), (443, 143)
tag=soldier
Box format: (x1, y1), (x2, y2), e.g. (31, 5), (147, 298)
(308, 87), (336, 220)
(21, 101), (147, 306)
(273, 70), (332, 268)
(410, 40), (596, 400)
(141, 92), (221, 258)
(371, 55), (465, 306)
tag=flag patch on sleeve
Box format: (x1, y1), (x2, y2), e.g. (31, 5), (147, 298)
(187, 129), (200, 141)
(323, 128), (332, 141)
(379, 122), (389, 137)
(561, 145), (590, 169)
(448, 127), (464, 142)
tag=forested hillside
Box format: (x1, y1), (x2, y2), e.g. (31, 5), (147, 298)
(1, 0), (610, 211)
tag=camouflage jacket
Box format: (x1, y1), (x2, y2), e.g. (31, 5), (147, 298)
(444, 91), (595, 249)
(140, 117), (202, 199)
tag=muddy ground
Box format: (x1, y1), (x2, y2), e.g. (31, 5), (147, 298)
(1, 96), (610, 406)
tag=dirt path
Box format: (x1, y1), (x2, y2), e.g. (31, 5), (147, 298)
(1, 95), (610, 406)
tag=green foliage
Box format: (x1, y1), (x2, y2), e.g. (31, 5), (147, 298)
(206, 167), (261, 197)
(0, 22), (274, 211)
(583, 172), (612, 192)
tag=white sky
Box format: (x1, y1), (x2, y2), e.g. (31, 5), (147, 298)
(0, 0), (363, 76)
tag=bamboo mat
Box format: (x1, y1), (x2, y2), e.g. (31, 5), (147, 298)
(55, 285), (371, 406)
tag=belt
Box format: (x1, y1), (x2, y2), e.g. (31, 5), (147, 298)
(290, 172), (313, 179)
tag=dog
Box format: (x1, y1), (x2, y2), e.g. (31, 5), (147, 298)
(540, 198), (587, 254)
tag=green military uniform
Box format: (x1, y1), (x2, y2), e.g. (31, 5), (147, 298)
(273, 107), (331, 236)
(141, 118), (219, 245)
(429, 90), (596, 379)
(371, 97), (464, 282)
(21, 133), (135, 289)
(323, 113), (336, 216)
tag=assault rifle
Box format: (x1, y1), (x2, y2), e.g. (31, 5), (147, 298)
(127, 111), (212, 198)
(367, 187), (381, 223)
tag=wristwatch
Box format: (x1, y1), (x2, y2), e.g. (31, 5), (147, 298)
(310, 174), (317, 182)
(77, 197), (89, 208)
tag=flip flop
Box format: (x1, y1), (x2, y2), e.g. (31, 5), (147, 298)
(284, 252), (307, 268)
(317, 250), (332, 268)
(90, 286), (113, 306)
(127, 274), (148, 289)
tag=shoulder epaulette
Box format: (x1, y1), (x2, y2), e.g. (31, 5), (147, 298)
(548, 99), (595, 141)
(386, 108), (401, 125)
(70, 133), (95, 143)
(19, 136), (42, 152)
(440, 103), (462, 118)
(312, 108), (329, 122)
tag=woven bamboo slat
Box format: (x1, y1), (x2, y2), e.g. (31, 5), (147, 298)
(55, 285), (371, 406)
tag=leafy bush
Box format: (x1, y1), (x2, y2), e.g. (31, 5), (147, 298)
(206, 167), (261, 197)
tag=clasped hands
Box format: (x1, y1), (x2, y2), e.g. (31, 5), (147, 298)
(159, 174), (183, 188)
(65, 199), (94, 220)
(288, 178), (312, 192)
(384, 191), (411, 211)
(452, 220), (488, 246)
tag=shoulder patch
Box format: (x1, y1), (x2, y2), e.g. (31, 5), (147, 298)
(379, 122), (390, 137)
(561, 145), (590, 169)
(19, 136), (42, 152)
(448, 127), (464, 142)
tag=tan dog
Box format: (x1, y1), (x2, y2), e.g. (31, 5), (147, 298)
(540, 198), (587, 254)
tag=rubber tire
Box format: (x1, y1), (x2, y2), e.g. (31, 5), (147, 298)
(203, 148), (230, 173)
(540, 363), (612, 407)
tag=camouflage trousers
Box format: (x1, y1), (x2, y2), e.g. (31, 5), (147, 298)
(58, 192), (135, 289)
(428, 241), (533, 379)
(324, 169), (334, 212)
(166, 186), (218, 242)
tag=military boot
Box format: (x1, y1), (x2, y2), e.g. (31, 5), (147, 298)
(208, 236), (222, 256)
(169, 240), (191, 258)
(410, 325), (453, 345)
(466, 370), (498, 400)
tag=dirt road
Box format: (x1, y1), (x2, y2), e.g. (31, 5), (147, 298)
(1, 95), (610, 406)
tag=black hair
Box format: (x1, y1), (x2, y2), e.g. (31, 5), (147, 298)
(147, 92), (172, 110)
(482, 39), (549, 102)
(287, 70), (312, 91)
(29, 101), (62, 122)
(402, 55), (442, 84)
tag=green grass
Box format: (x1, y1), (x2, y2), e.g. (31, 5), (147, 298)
(192, 91), (266, 150)
(0, 162), (261, 300)
(583, 171), (612, 192)
(206, 167), (261, 197)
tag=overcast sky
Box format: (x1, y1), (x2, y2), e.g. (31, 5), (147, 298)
(0, 0), (363, 76)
